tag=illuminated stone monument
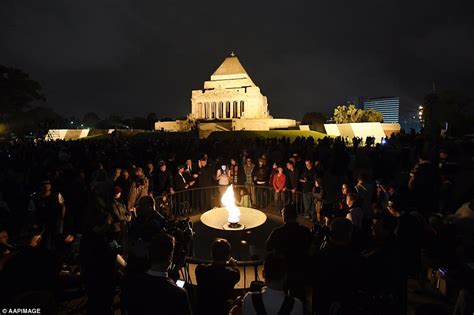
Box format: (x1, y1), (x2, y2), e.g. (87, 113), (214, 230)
(155, 53), (296, 136)
(191, 52), (269, 120)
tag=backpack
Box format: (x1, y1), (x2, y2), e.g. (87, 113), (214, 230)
(251, 292), (295, 315)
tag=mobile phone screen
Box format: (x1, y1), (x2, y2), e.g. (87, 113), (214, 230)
(176, 279), (185, 288)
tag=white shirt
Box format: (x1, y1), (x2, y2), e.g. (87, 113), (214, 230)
(242, 287), (303, 315)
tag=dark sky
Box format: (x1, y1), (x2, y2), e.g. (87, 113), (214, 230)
(1, 0), (473, 120)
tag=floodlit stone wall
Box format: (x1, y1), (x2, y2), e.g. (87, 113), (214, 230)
(324, 123), (401, 143)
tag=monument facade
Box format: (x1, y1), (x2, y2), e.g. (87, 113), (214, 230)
(155, 53), (296, 136)
(191, 53), (269, 120)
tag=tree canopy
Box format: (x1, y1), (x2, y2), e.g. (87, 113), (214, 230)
(332, 104), (383, 123)
(0, 65), (45, 115)
(301, 112), (327, 132)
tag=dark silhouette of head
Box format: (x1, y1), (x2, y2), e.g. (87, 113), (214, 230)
(211, 238), (231, 262)
(263, 252), (286, 286)
(149, 233), (175, 271)
(281, 203), (297, 223)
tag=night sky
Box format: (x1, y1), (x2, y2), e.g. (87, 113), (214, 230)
(1, 0), (473, 120)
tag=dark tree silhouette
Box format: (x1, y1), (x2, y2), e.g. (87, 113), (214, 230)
(0, 65), (46, 115)
(82, 112), (101, 127)
(301, 112), (327, 132)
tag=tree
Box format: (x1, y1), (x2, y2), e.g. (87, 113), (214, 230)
(332, 104), (383, 123)
(0, 65), (46, 115)
(10, 106), (66, 136)
(363, 109), (384, 122)
(424, 90), (474, 138)
(146, 113), (158, 130)
(301, 112), (327, 132)
(82, 112), (101, 128)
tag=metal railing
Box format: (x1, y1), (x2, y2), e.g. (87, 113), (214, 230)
(159, 184), (313, 217)
(157, 185), (317, 289)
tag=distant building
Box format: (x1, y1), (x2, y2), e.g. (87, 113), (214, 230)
(155, 53), (296, 137)
(364, 97), (399, 123)
(191, 52), (269, 120)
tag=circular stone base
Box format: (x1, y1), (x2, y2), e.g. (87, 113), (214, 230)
(200, 207), (267, 230)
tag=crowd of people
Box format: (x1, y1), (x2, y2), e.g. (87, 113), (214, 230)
(0, 131), (473, 314)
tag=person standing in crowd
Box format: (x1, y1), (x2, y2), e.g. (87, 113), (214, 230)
(196, 238), (240, 315)
(0, 226), (14, 258)
(123, 233), (192, 315)
(408, 153), (439, 216)
(374, 179), (390, 211)
(173, 165), (193, 216)
(109, 186), (130, 243)
(155, 161), (174, 196)
(300, 159), (315, 219)
(253, 157), (269, 208)
(386, 194), (424, 300)
(363, 213), (404, 315)
(313, 218), (363, 315)
(195, 157), (214, 209)
(0, 224), (59, 313)
(241, 252), (304, 315)
(28, 180), (66, 250)
(345, 193), (364, 230)
(354, 173), (374, 222)
(269, 162), (279, 187)
(272, 165), (286, 207)
(112, 168), (122, 183)
(266, 203), (312, 304)
(229, 157), (245, 186)
(127, 177), (148, 212)
(80, 212), (120, 315)
(313, 178), (324, 223)
(285, 161), (298, 204)
(174, 165), (193, 191)
(184, 158), (197, 183)
(145, 161), (155, 197)
(116, 169), (133, 204)
(336, 183), (352, 218)
(244, 157), (255, 207)
(216, 163), (231, 202)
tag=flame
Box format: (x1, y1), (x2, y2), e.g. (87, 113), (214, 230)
(221, 185), (240, 224)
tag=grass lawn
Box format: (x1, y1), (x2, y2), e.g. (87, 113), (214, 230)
(207, 130), (328, 141)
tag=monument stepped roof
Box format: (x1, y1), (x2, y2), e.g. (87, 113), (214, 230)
(212, 53), (249, 77)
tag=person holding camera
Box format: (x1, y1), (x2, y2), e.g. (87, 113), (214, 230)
(196, 238), (240, 315)
(216, 163), (231, 203)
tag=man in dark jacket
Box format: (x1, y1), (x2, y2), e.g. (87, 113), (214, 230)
(313, 218), (363, 315)
(174, 165), (193, 191)
(155, 161), (174, 196)
(195, 158), (214, 210)
(299, 159), (315, 218)
(80, 212), (118, 315)
(196, 238), (240, 315)
(408, 153), (439, 215)
(266, 203), (312, 302)
(253, 157), (270, 208)
(109, 186), (129, 243)
(123, 233), (192, 315)
(28, 180), (66, 250)
(285, 161), (299, 204)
